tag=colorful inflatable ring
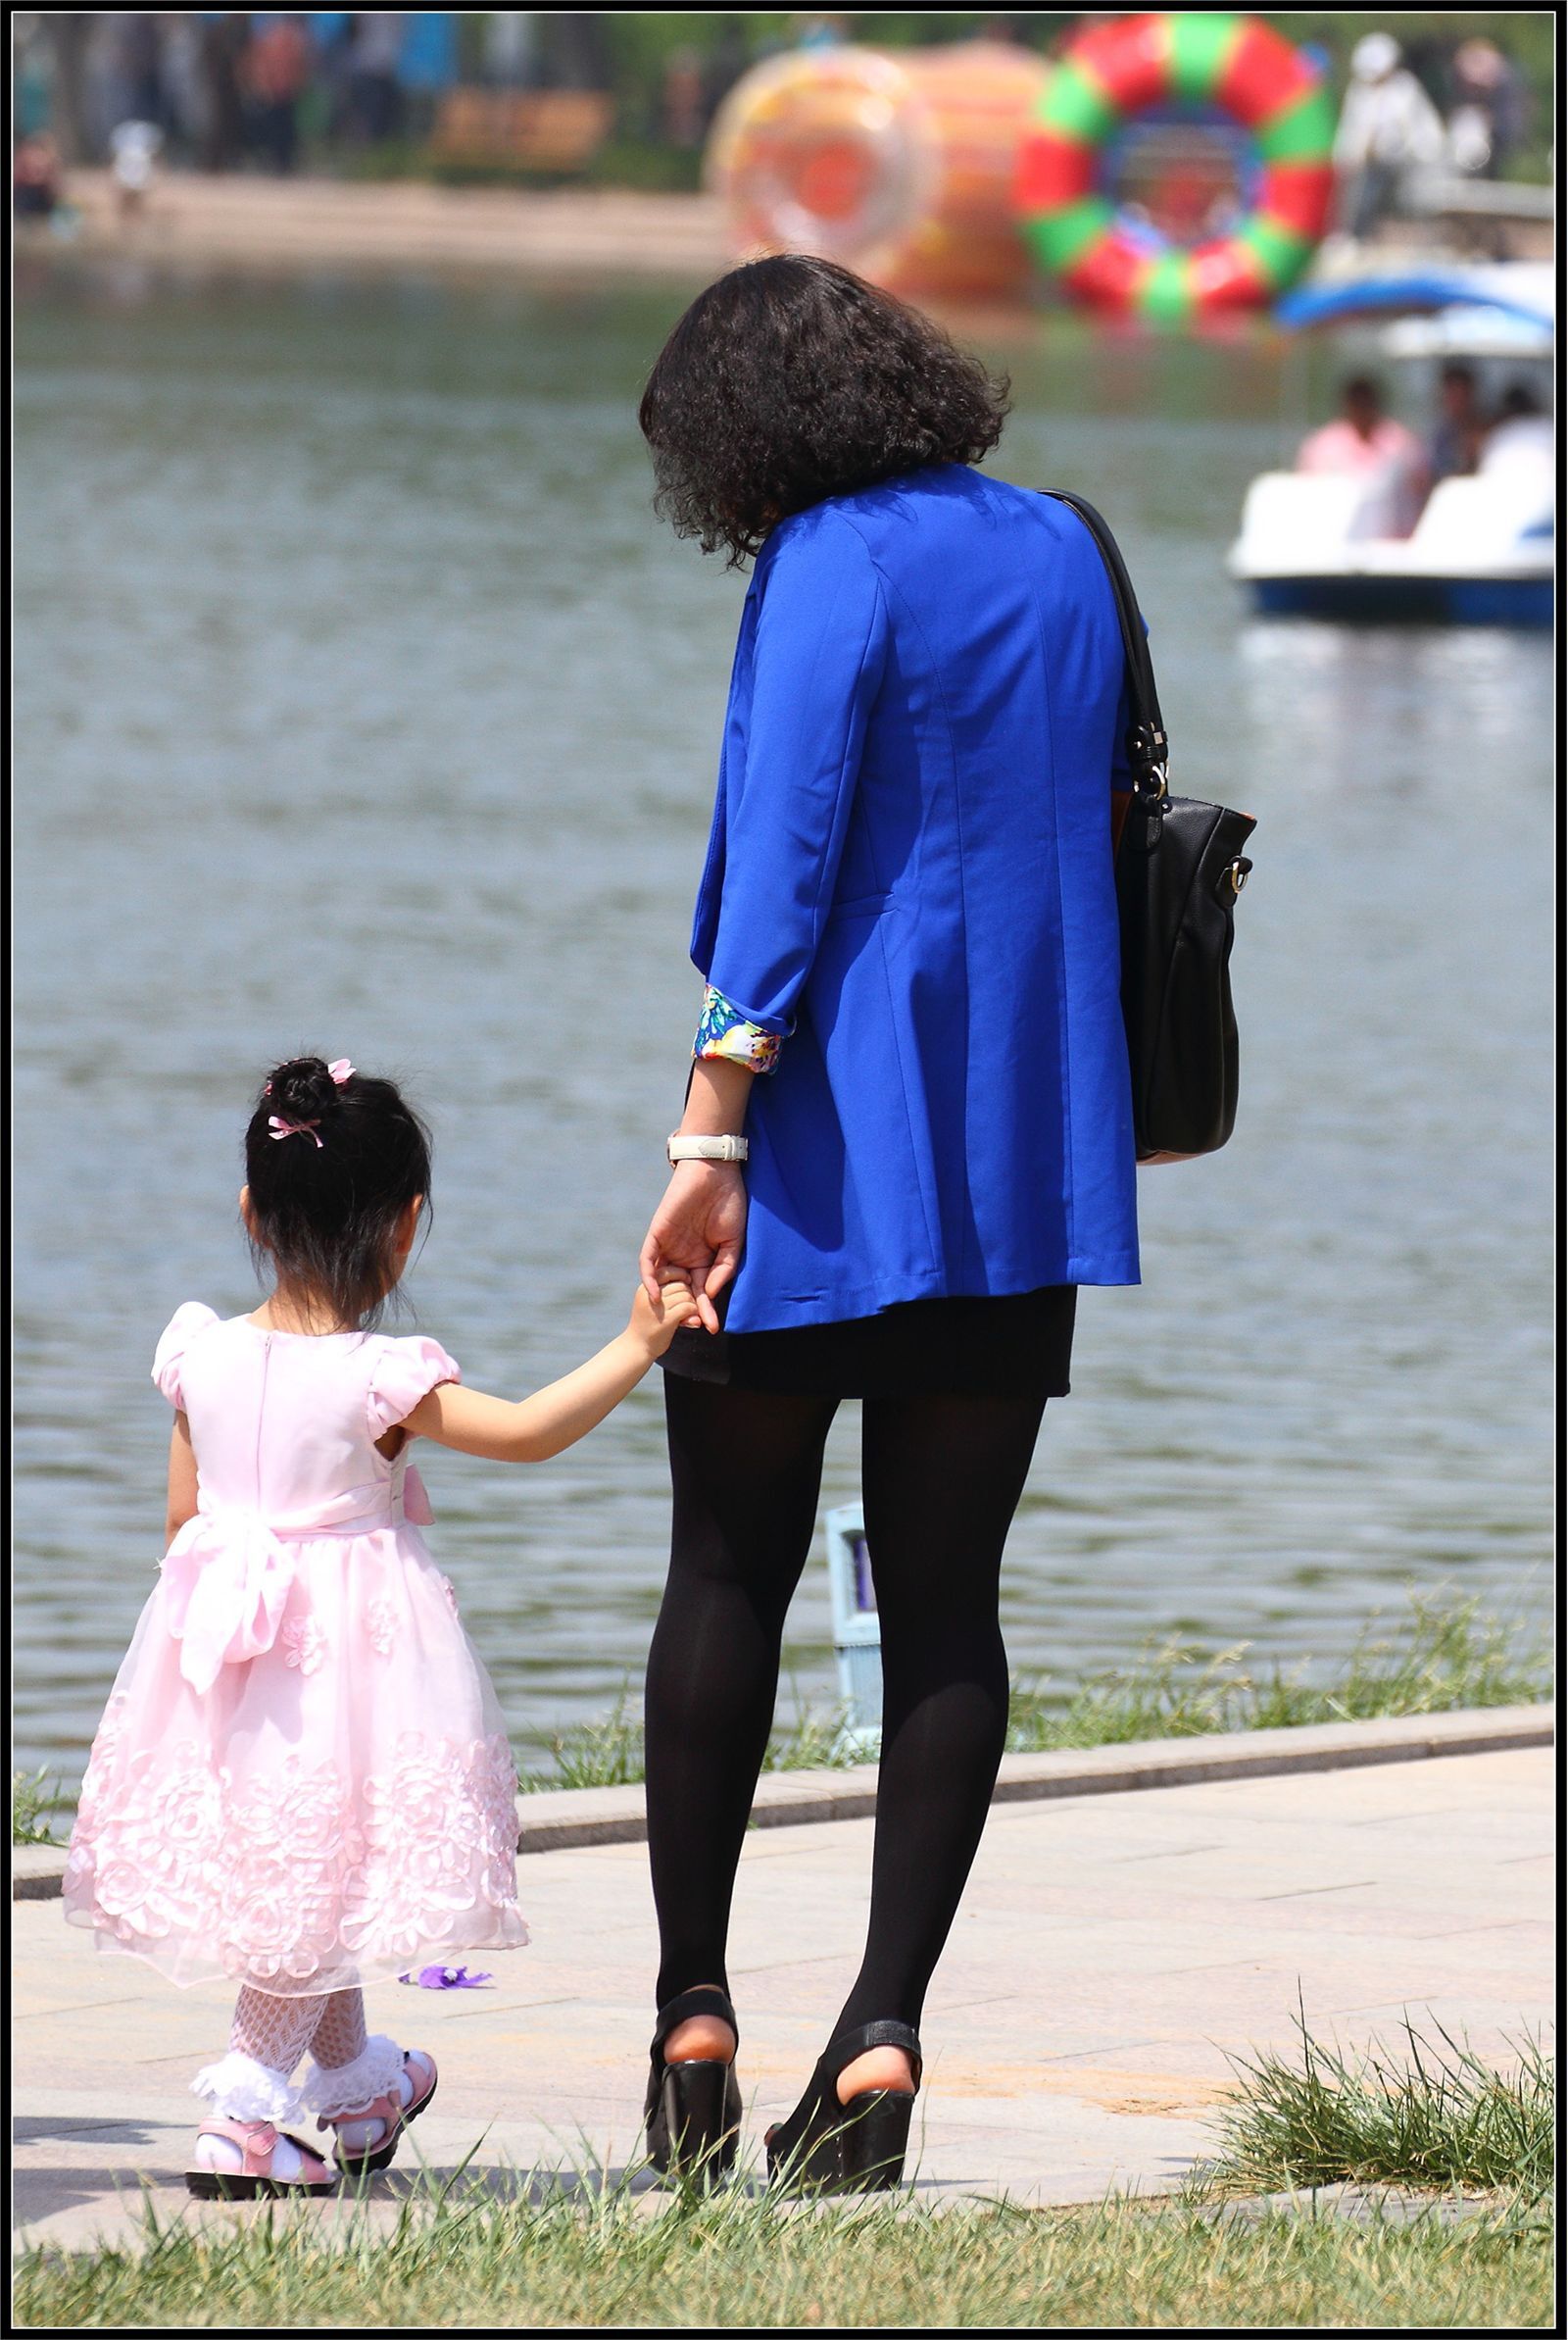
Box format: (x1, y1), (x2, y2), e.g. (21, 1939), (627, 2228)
(1016, 14), (1336, 320)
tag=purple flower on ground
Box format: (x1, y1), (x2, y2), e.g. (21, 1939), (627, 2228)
(397, 1963), (494, 1989)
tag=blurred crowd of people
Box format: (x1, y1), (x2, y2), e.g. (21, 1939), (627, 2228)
(1297, 365), (1552, 538)
(11, 12), (855, 183)
(15, 14), (489, 183)
(12, 14), (1544, 233)
(1332, 31), (1534, 242)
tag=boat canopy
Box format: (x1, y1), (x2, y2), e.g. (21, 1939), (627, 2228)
(1275, 268), (1554, 336)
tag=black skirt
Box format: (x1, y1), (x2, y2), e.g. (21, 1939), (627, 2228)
(659, 1284), (1077, 1402)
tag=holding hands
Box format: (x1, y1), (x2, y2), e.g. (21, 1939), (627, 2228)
(639, 1161), (748, 1336)
(630, 1272), (706, 1357)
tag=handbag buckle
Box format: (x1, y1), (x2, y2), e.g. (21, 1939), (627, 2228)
(1226, 858), (1251, 898)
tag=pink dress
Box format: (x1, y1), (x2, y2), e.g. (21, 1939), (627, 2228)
(63, 1303), (529, 1996)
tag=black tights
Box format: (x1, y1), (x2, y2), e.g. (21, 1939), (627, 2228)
(645, 1377), (1048, 2037)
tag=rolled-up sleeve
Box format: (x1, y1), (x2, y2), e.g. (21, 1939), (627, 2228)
(698, 515), (888, 1053)
(694, 983), (783, 1074)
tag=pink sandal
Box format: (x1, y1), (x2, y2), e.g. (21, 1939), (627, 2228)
(186, 2117), (337, 2200)
(324, 2048), (439, 2176)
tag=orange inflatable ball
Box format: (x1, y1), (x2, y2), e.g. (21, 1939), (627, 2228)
(707, 42), (1050, 303)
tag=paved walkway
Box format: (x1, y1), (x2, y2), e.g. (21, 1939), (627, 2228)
(14, 1746), (1551, 2250)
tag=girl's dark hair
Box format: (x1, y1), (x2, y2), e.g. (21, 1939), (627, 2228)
(244, 1058), (431, 1330)
(639, 255), (1010, 567)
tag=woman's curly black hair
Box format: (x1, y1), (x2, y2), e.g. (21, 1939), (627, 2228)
(640, 255), (1010, 568)
(244, 1057), (432, 1330)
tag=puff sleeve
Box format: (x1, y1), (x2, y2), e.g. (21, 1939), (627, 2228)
(367, 1335), (463, 1439)
(151, 1302), (221, 1410)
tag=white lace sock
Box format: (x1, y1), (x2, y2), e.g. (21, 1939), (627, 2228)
(300, 1986), (414, 2148)
(190, 2047), (305, 2124)
(189, 1986), (324, 2173)
(198, 1989), (420, 2159)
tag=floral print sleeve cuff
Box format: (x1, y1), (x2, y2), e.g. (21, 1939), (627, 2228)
(694, 984), (783, 1075)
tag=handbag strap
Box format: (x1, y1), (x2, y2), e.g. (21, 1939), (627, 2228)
(1040, 489), (1168, 785)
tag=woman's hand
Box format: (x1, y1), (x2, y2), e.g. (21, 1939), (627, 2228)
(639, 1161), (748, 1334)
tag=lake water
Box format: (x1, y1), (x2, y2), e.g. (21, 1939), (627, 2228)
(14, 259), (1553, 1792)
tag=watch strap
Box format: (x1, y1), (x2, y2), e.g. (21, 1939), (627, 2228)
(667, 1133), (749, 1166)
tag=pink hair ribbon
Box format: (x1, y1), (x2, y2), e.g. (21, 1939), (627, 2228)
(328, 1059), (356, 1084)
(269, 1116), (323, 1148)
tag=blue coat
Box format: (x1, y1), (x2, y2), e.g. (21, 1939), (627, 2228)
(692, 463), (1140, 1332)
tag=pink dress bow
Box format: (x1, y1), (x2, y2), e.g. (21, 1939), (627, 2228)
(161, 1514), (297, 1695)
(160, 1469), (435, 1693)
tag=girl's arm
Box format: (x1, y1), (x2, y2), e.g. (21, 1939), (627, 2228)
(400, 1283), (700, 1465)
(167, 1412), (199, 1544)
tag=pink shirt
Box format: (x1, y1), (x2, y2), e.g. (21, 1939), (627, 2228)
(1296, 417), (1425, 476)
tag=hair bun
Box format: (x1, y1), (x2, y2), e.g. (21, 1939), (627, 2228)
(266, 1056), (340, 1120)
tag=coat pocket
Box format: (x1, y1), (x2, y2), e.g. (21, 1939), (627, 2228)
(824, 889), (892, 924)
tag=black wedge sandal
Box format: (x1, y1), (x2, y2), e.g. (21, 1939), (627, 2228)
(644, 1985), (743, 2187)
(765, 2020), (922, 2194)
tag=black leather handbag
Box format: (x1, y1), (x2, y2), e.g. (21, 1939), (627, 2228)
(1045, 491), (1256, 1164)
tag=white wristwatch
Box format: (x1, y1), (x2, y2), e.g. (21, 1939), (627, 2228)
(667, 1133), (750, 1166)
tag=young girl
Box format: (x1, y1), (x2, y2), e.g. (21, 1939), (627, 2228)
(62, 1055), (699, 2199)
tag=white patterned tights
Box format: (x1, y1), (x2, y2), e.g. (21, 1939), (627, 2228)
(230, 1983), (368, 2075)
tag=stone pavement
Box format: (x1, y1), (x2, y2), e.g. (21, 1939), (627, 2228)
(13, 1743), (1552, 2252)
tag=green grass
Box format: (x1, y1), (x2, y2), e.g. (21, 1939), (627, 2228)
(1004, 1587), (1551, 1754)
(1207, 2004), (1555, 2204)
(12, 1767), (62, 1846)
(12, 2000), (1553, 2324)
(11, 2177), (1554, 2328)
(520, 1680), (865, 1792)
(520, 1589), (1550, 1791)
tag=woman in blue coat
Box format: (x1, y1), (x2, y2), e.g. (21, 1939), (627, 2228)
(635, 257), (1139, 2189)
